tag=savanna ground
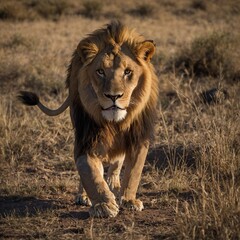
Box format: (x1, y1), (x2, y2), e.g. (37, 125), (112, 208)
(0, 0), (240, 239)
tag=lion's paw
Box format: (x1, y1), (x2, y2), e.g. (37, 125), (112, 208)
(89, 201), (119, 218)
(121, 199), (144, 211)
(75, 194), (92, 206)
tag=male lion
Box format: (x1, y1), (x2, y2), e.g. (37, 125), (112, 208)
(18, 21), (159, 218)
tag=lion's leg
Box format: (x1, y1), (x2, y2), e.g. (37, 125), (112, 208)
(120, 142), (149, 211)
(75, 179), (92, 206)
(106, 154), (125, 199)
(76, 154), (119, 218)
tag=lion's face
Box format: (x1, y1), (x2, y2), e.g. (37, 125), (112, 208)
(76, 25), (156, 125)
(86, 46), (144, 122)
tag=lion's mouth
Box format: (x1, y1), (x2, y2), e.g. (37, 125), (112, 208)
(101, 105), (126, 111)
(101, 105), (127, 122)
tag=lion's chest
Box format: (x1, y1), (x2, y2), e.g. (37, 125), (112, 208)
(90, 131), (127, 163)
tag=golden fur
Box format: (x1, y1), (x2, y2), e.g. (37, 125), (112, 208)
(19, 21), (159, 218)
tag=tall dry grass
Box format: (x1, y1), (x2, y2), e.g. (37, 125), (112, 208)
(168, 79), (240, 239)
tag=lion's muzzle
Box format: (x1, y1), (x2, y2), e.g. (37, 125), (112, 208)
(102, 106), (127, 122)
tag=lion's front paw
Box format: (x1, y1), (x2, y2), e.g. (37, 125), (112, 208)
(121, 199), (144, 211)
(89, 201), (119, 218)
(75, 194), (92, 206)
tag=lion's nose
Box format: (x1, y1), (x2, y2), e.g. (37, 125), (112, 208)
(104, 93), (123, 102)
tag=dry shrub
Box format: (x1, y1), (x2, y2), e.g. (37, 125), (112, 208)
(0, 1), (31, 21)
(128, 3), (155, 17)
(190, 0), (207, 11)
(172, 32), (240, 81)
(0, 0), (72, 21)
(30, 0), (70, 20)
(81, 0), (103, 19)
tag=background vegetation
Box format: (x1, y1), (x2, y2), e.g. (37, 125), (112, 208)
(0, 0), (239, 239)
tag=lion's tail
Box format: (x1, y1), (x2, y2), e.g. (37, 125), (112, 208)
(18, 91), (70, 116)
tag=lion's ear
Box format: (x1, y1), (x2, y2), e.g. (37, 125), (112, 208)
(77, 41), (99, 64)
(137, 40), (156, 62)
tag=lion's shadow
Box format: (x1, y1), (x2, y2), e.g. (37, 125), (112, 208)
(0, 195), (90, 220)
(0, 196), (61, 217)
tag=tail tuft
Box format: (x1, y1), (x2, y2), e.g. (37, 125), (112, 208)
(18, 91), (39, 106)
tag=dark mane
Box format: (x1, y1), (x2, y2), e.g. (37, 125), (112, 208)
(126, 103), (157, 147)
(72, 95), (100, 157)
(66, 50), (79, 88)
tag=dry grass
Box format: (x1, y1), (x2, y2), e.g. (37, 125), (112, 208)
(0, 0), (240, 239)
(171, 31), (240, 80)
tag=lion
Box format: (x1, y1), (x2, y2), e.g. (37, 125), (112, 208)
(18, 21), (159, 218)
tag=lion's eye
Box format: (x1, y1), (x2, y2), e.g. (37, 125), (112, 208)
(96, 69), (105, 77)
(124, 68), (132, 76)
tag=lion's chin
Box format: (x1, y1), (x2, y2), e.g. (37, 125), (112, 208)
(102, 109), (127, 122)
